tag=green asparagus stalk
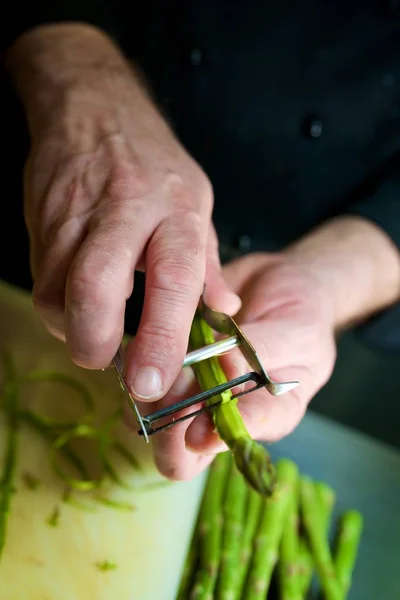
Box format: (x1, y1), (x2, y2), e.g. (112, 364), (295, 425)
(189, 311), (275, 496)
(234, 486), (263, 599)
(300, 477), (342, 600)
(297, 537), (314, 598)
(298, 480), (336, 597)
(243, 458), (299, 600)
(216, 458), (248, 599)
(189, 452), (231, 600)
(0, 355), (19, 562)
(176, 520), (199, 600)
(278, 475), (302, 600)
(333, 510), (364, 599)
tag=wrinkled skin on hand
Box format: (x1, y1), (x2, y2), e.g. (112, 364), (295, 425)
(141, 253), (337, 480)
(24, 83), (239, 403)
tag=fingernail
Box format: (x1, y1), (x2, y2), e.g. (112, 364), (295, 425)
(130, 367), (163, 399)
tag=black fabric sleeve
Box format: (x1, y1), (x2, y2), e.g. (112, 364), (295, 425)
(344, 157), (400, 352)
(0, 1), (122, 55)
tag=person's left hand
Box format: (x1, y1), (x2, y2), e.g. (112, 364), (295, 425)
(138, 252), (337, 480)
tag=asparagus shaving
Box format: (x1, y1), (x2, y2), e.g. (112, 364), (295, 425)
(130, 480), (174, 492)
(243, 459), (299, 600)
(333, 510), (364, 598)
(17, 409), (90, 480)
(99, 435), (140, 490)
(62, 487), (97, 513)
(96, 559), (117, 571)
(189, 311), (275, 496)
(217, 457), (248, 599)
(19, 402), (147, 497)
(22, 471), (41, 490)
(189, 452), (231, 599)
(21, 370), (94, 427)
(51, 424), (107, 491)
(94, 496), (135, 511)
(0, 354), (20, 561)
(47, 506), (60, 527)
(300, 477), (342, 600)
(112, 441), (141, 471)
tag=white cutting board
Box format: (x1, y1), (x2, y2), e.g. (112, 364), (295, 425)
(0, 281), (205, 600)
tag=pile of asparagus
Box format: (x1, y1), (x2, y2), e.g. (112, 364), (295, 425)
(176, 453), (363, 600)
(179, 311), (363, 599)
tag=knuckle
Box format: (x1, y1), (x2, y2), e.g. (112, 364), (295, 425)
(135, 323), (180, 367)
(105, 163), (151, 201)
(152, 256), (202, 294)
(150, 213), (207, 293)
(197, 169), (214, 207)
(67, 255), (111, 311)
(67, 267), (110, 311)
(138, 322), (177, 349)
(167, 167), (214, 213)
(90, 218), (135, 263)
(189, 163), (214, 203)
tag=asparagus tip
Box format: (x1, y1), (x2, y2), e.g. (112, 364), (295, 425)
(231, 438), (276, 496)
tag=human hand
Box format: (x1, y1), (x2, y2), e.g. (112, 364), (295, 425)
(144, 253), (337, 480)
(14, 25), (239, 401)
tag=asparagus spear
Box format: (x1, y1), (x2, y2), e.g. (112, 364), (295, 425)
(298, 480), (336, 597)
(234, 486), (263, 599)
(189, 311), (275, 496)
(300, 477), (342, 600)
(243, 458), (299, 600)
(297, 537), (314, 598)
(189, 452), (231, 600)
(333, 510), (364, 599)
(216, 458), (248, 600)
(176, 519), (199, 600)
(278, 476), (302, 600)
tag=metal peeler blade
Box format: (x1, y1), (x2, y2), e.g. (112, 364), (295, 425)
(115, 297), (299, 441)
(112, 344), (150, 443)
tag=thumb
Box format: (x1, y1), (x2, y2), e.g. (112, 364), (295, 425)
(203, 225), (242, 315)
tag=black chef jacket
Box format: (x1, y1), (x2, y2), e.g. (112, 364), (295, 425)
(1, 0), (400, 349)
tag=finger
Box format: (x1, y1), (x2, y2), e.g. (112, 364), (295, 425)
(202, 225), (242, 315)
(32, 216), (87, 341)
(144, 368), (213, 480)
(124, 210), (208, 401)
(65, 204), (159, 369)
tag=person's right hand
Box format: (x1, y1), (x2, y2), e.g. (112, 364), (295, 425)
(9, 24), (240, 402)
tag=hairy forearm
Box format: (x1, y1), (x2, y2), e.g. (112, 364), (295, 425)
(285, 215), (400, 331)
(4, 23), (162, 139)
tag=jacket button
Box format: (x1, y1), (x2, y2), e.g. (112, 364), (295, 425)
(302, 114), (323, 139)
(190, 48), (202, 66)
(236, 234), (253, 252)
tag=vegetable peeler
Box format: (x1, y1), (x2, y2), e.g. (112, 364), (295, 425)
(113, 299), (300, 444)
